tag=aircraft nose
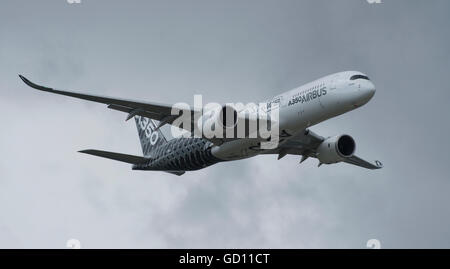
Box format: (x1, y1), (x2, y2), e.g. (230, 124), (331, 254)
(365, 81), (376, 99)
(354, 81), (376, 106)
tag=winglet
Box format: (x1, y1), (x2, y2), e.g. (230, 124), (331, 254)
(18, 74), (36, 87)
(18, 74), (53, 92)
(374, 160), (383, 169)
(18, 74), (26, 82)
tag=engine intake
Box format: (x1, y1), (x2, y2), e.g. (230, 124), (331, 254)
(199, 105), (239, 138)
(337, 135), (355, 157)
(219, 105), (238, 128)
(316, 134), (356, 164)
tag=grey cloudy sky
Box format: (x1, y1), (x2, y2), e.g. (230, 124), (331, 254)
(1, 0), (450, 248)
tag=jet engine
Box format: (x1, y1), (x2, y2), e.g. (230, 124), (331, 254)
(316, 134), (355, 164)
(200, 105), (238, 138)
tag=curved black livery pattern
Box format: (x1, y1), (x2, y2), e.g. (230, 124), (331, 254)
(133, 115), (222, 172)
(132, 138), (222, 171)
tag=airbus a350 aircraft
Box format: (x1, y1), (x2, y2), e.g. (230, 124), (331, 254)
(19, 71), (382, 176)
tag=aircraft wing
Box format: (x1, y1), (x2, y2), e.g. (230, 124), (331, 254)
(277, 129), (383, 170)
(19, 75), (196, 128)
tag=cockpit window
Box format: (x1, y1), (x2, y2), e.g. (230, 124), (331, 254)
(350, 74), (370, 81)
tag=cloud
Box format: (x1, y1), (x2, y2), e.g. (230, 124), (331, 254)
(1, 0), (450, 248)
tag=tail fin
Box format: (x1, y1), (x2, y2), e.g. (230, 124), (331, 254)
(134, 116), (168, 157)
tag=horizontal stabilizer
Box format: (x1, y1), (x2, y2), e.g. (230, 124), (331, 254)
(79, 149), (149, 164)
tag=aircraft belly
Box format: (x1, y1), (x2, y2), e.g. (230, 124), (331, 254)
(211, 139), (261, 161)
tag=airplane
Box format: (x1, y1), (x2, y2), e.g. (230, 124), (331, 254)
(19, 71), (382, 176)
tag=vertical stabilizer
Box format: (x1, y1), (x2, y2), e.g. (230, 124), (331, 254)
(134, 116), (168, 157)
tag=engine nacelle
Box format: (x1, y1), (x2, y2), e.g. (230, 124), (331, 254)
(199, 105), (238, 138)
(316, 134), (356, 164)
